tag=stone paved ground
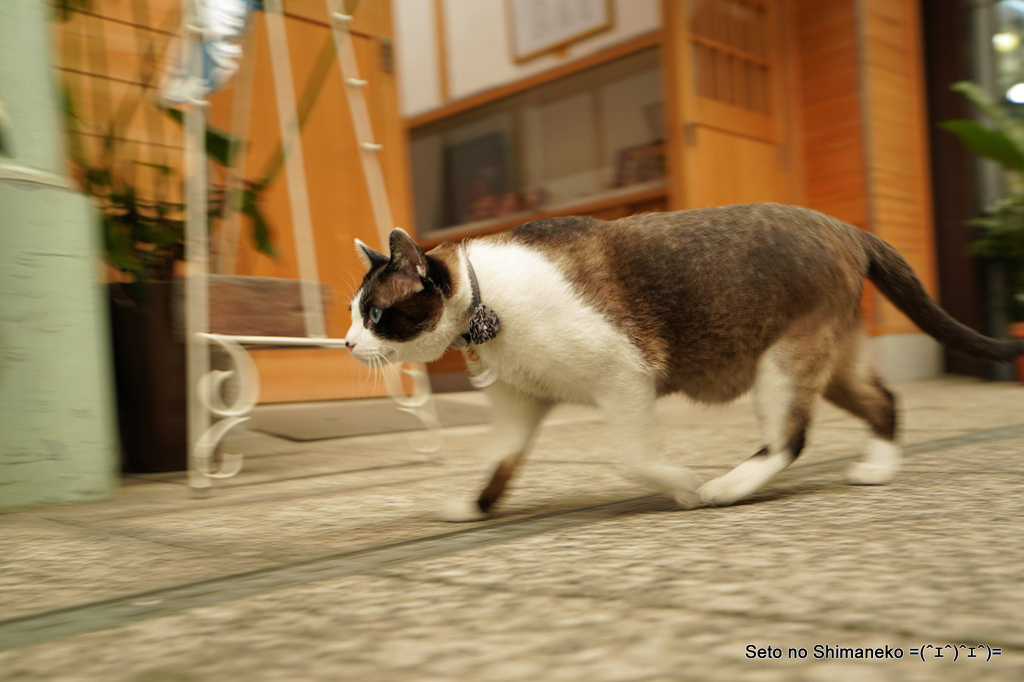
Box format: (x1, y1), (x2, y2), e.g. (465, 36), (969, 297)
(1, 378), (1022, 681)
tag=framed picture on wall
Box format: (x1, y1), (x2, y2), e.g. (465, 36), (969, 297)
(508, 0), (614, 63)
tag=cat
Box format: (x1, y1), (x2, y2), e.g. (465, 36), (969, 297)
(344, 203), (1024, 522)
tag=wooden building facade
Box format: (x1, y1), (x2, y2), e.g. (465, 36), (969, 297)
(53, 0), (980, 402)
(408, 0), (941, 387)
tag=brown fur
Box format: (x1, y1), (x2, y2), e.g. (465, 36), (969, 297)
(477, 452), (524, 513)
(491, 204), (870, 403)
(482, 203), (1023, 406)
(355, 204), (1023, 515)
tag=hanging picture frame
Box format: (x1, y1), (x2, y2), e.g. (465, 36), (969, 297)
(508, 0), (614, 63)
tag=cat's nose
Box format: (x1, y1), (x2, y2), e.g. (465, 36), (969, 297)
(345, 339), (356, 350)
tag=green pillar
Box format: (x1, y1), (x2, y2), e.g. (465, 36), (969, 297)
(0, 1), (118, 509)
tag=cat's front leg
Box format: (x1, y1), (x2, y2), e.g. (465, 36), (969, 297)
(438, 384), (551, 522)
(597, 381), (703, 509)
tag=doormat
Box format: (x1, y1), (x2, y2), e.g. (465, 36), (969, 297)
(250, 396), (491, 441)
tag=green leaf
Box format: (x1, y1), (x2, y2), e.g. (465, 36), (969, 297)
(952, 82), (1011, 125)
(58, 81), (90, 169)
(103, 214), (136, 272)
(940, 120), (1024, 172)
(164, 107), (240, 167)
(153, 219), (185, 247)
(86, 168), (112, 188)
(952, 81), (1024, 164)
(132, 160), (174, 175)
(968, 217), (1004, 229)
(103, 127), (116, 154)
(53, 0), (91, 22)
(241, 190), (276, 257)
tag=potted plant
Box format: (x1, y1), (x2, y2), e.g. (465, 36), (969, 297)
(56, 12), (274, 470)
(55, 0), (348, 469)
(942, 81), (1024, 382)
(63, 87), (276, 471)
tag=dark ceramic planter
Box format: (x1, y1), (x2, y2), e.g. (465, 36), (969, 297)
(108, 282), (188, 473)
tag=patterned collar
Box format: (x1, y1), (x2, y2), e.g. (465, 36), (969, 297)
(451, 251), (500, 348)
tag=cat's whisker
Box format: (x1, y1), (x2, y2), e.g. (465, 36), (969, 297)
(357, 356), (374, 392)
(342, 271), (360, 298)
(374, 357), (390, 395)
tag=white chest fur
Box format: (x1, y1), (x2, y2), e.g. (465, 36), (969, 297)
(466, 242), (652, 404)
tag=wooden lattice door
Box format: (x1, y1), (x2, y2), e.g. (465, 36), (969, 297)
(665, 0), (798, 208)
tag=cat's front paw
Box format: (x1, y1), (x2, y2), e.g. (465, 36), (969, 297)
(438, 499), (487, 523)
(697, 476), (747, 507)
(674, 488), (703, 510)
(627, 462), (703, 508)
(846, 461), (897, 485)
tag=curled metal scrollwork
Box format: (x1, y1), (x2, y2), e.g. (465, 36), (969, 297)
(193, 334), (261, 479)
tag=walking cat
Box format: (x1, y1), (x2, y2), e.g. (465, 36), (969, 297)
(344, 203), (1024, 521)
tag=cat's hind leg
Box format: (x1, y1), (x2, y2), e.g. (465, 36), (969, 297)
(438, 384), (551, 522)
(698, 336), (833, 506)
(823, 334), (900, 485)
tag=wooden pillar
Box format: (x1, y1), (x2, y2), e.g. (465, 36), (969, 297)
(858, 0), (938, 331)
(795, 0), (936, 347)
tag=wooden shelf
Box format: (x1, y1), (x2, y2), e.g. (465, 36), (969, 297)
(419, 181), (668, 248)
(405, 31), (663, 130)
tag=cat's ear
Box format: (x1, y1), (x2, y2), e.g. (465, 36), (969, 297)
(354, 239), (388, 271)
(388, 228), (427, 278)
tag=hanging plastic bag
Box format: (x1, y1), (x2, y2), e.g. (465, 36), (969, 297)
(162, 0), (255, 106)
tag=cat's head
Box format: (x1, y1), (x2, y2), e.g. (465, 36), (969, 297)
(345, 228), (461, 366)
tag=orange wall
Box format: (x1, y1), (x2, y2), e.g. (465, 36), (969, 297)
(859, 0), (937, 334)
(209, 3), (411, 401)
(55, 1), (412, 402)
(58, 0), (939, 398)
(794, 0), (868, 229)
(794, 0), (935, 335)
(53, 0), (186, 208)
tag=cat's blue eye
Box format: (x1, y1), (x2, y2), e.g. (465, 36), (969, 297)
(369, 307), (383, 324)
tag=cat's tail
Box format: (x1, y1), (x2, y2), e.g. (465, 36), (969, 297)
(858, 229), (1024, 362)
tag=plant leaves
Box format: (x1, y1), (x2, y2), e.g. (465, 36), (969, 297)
(940, 120), (1024, 171)
(133, 160), (174, 175)
(164, 107), (241, 167)
(58, 80), (90, 169)
(103, 214), (137, 271)
(86, 168), (112, 188)
(53, 0), (91, 22)
(951, 81), (1024, 166)
(241, 189), (276, 257)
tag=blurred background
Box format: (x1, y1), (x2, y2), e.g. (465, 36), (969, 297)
(2, 0), (1024, 509)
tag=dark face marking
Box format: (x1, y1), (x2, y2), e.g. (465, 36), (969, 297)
(355, 231), (456, 343)
(361, 272), (441, 342)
